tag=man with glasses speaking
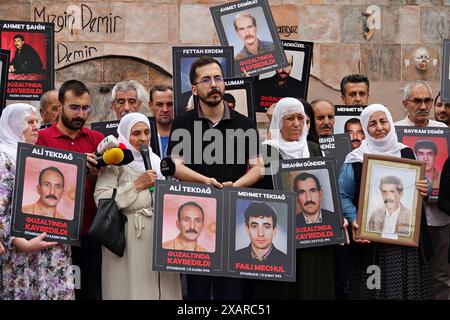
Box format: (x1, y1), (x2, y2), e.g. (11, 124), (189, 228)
(37, 80), (104, 300)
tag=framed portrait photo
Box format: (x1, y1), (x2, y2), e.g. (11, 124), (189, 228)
(357, 154), (425, 247)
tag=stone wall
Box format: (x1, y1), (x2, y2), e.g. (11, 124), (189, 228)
(2, 0), (449, 121)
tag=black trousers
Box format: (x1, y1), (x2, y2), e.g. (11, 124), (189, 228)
(185, 274), (252, 300)
(334, 244), (350, 300)
(71, 235), (102, 300)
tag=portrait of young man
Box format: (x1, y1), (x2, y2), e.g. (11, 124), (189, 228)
(234, 201), (286, 264)
(8, 34), (43, 74)
(414, 140), (441, 189)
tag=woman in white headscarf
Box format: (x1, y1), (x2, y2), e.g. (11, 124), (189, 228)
(0, 103), (74, 300)
(263, 97), (321, 160)
(255, 98), (340, 300)
(94, 113), (181, 300)
(338, 103), (432, 299)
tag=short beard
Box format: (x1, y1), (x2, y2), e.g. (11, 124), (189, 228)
(61, 109), (86, 130)
(199, 90), (224, 107)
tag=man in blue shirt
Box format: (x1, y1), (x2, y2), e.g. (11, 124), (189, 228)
(149, 84), (174, 158)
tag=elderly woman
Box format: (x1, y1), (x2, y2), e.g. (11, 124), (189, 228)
(339, 103), (433, 300)
(94, 113), (181, 300)
(255, 97), (339, 299)
(262, 97), (322, 170)
(0, 103), (74, 300)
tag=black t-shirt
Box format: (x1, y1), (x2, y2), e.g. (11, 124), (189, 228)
(167, 107), (259, 184)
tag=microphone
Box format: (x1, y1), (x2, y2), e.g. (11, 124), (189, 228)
(140, 144), (155, 191)
(160, 157), (176, 181)
(140, 143), (152, 170)
(97, 135), (119, 155)
(95, 148), (134, 168)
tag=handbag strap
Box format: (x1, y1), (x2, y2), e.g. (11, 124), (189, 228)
(112, 188), (117, 199)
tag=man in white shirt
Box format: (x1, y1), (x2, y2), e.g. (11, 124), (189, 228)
(394, 80), (450, 299)
(395, 81), (447, 128)
(367, 176), (411, 236)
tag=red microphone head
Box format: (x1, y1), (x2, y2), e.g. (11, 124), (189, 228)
(118, 143), (127, 149)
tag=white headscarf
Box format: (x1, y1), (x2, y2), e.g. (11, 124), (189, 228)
(117, 113), (163, 178)
(344, 103), (407, 164)
(0, 103), (38, 162)
(262, 97), (310, 159)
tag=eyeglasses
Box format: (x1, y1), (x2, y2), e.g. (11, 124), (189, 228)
(407, 98), (433, 106)
(194, 76), (224, 86)
(67, 104), (92, 113)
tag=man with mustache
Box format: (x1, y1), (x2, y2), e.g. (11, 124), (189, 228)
(22, 167), (66, 219)
(434, 92), (450, 126)
(344, 118), (365, 150)
(395, 81), (447, 128)
(163, 201), (207, 252)
(111, 80), (145, 120)
(367, 176), (411, 236)
(311, 99), (335, 138)
(8, 34), (43, 74)
(234, 12), (275, 61)
(37, 80), (104, 300)
(394, 81), (450, 299)
(167, 56), (263, 299)
(294, 172), (340, 226)
(256, 53), (305, 110)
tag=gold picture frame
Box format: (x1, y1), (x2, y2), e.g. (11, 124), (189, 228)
(356, 154), (425, 247)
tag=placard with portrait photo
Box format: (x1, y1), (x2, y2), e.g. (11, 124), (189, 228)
(152, 180), (225, 277)
(90, 117), (161, 158)
(224, 77), (256, 120)
(272, 157), (345, 249)
(225, 187), (296, 282)
(210, 0), (288, 77)
(255, 40), (313, 112)
(334, 105), (366, 134)
(0, 49), (9, 113)
(172, 46), (234, 117)
(319, 133), (352, 172)
(357, 154), (424, 247)
(395, 126), (450, 202)
(10, 143), (86, 246)
(0, 20), (54, 101)
(441, 39), (450, 103)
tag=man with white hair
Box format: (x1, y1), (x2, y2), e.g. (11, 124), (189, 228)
(111, 80), (146, 120)
(395, 80), (447, 128)
(394, 80), (450, 300)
